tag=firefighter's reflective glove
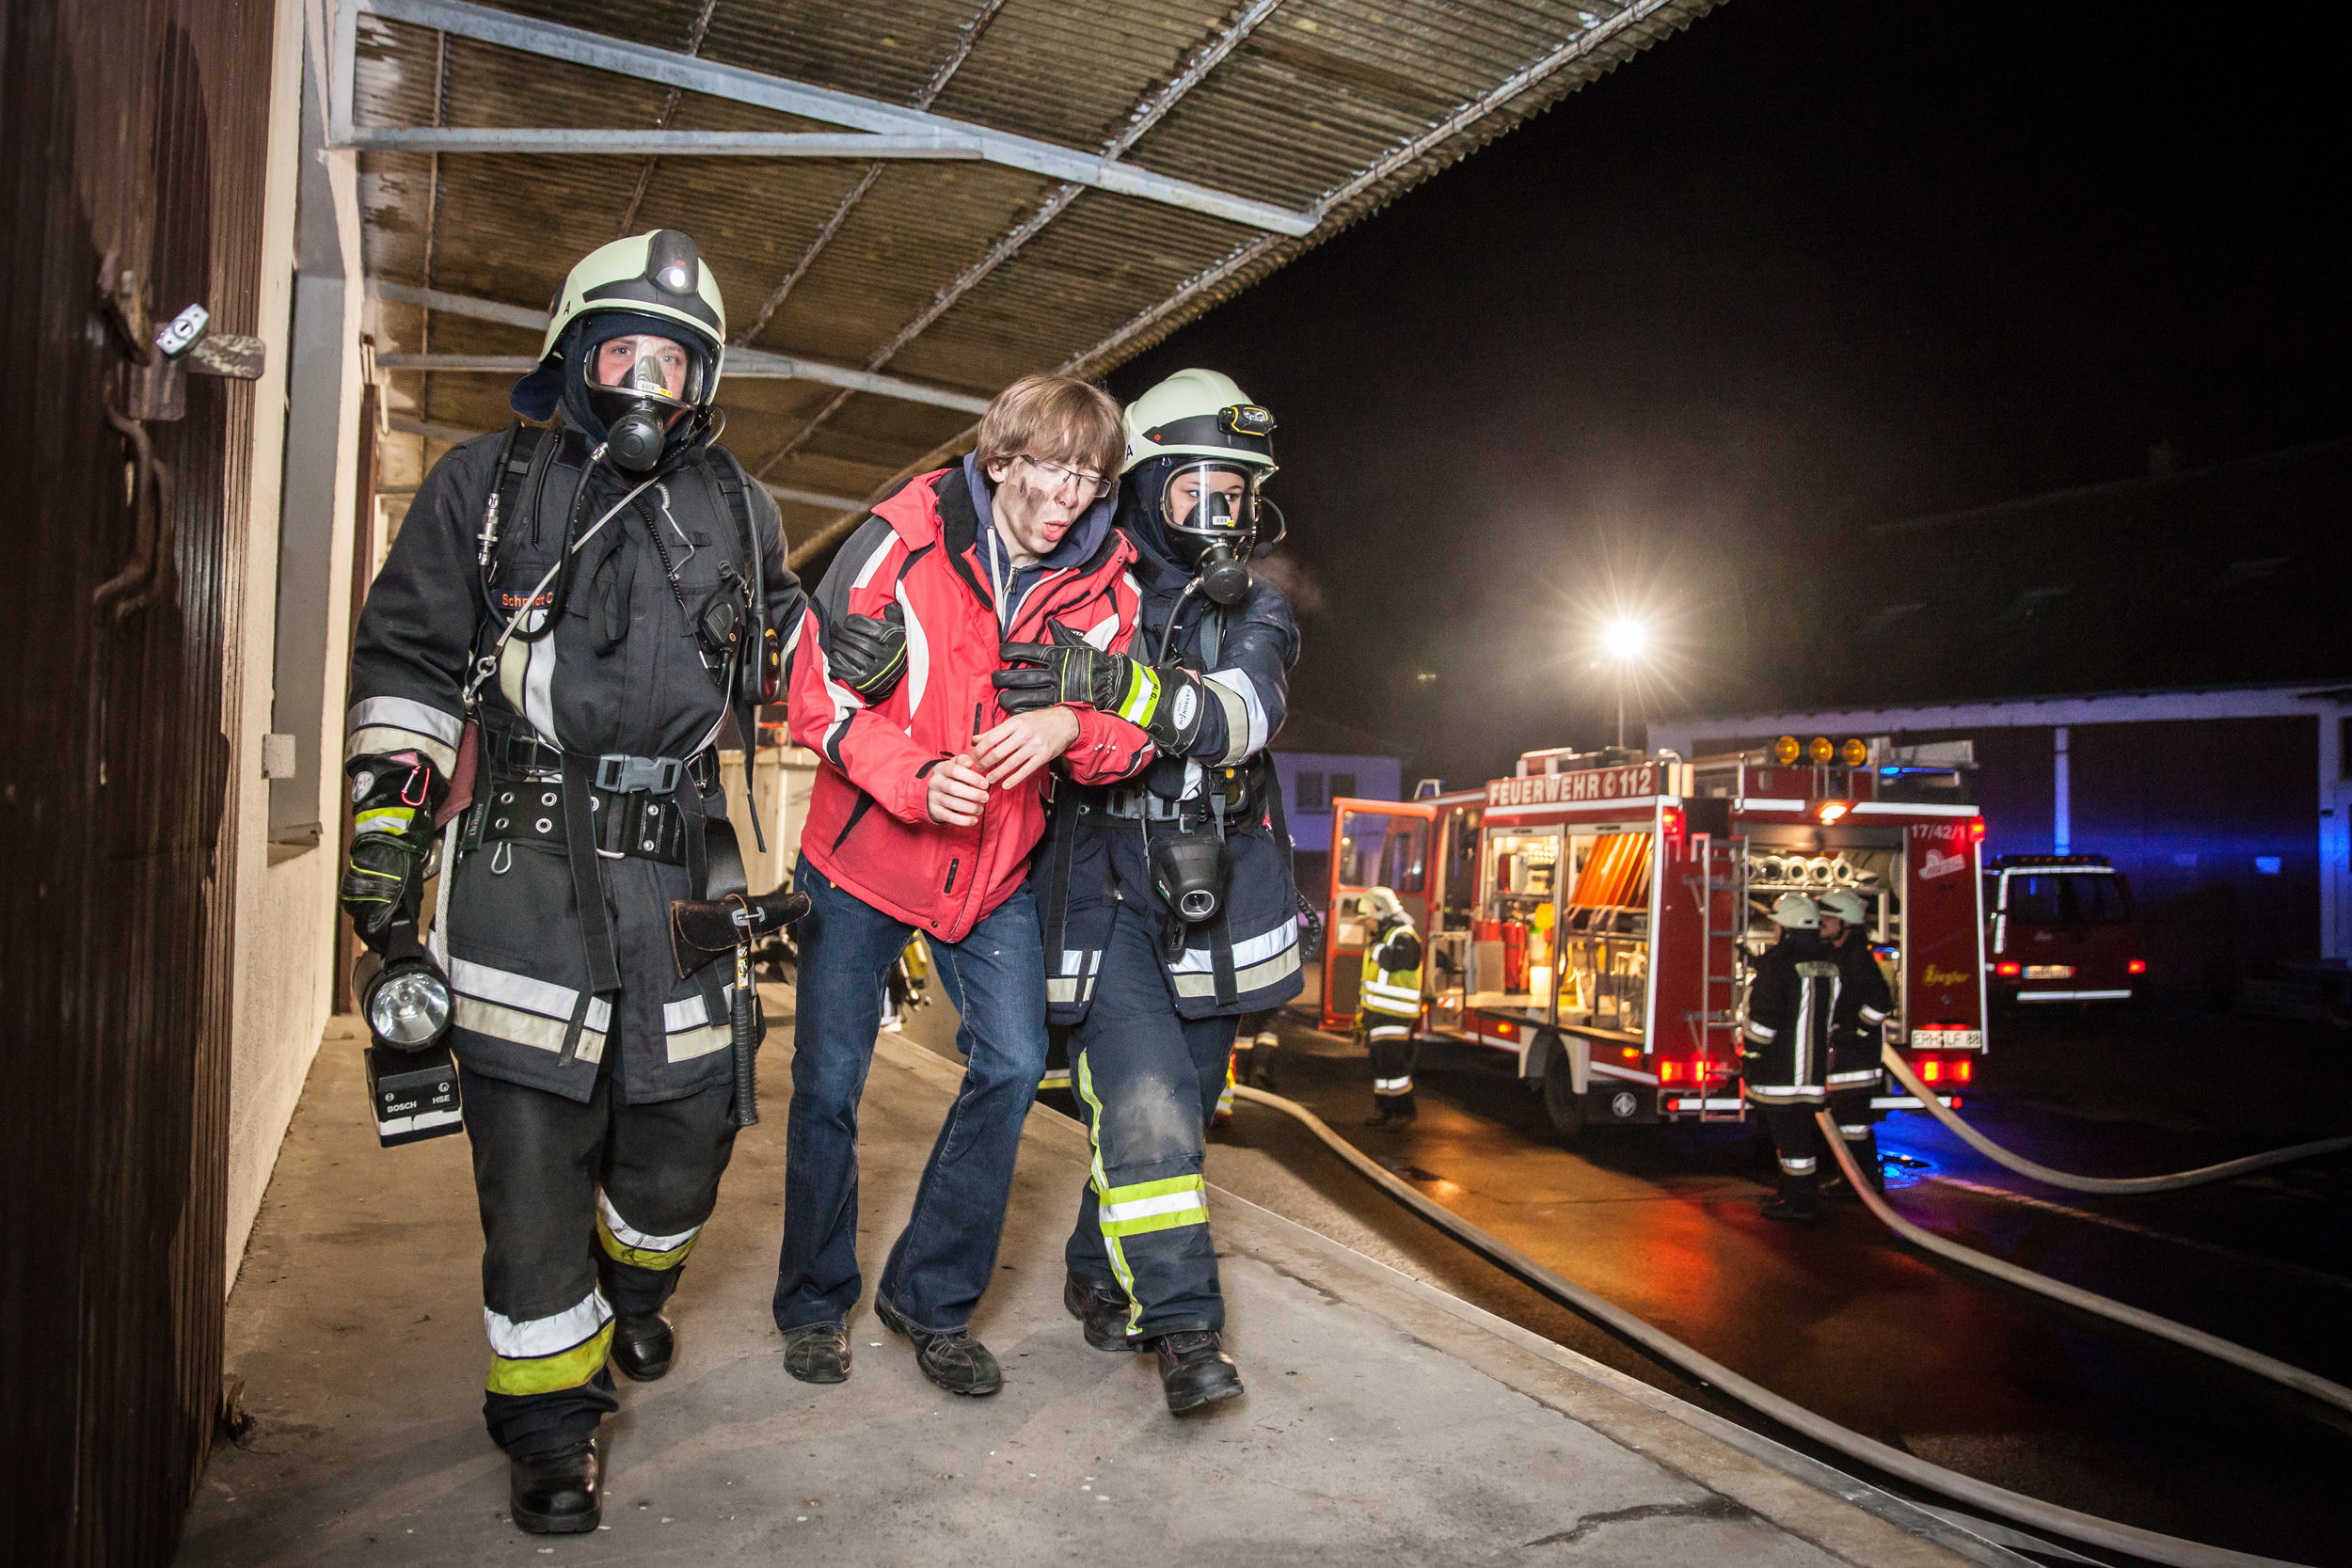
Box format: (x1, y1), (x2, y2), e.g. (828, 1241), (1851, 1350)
(993, 620), (1204, 752)
(341, 753), (446, 947)
(829, 602), (908, 703)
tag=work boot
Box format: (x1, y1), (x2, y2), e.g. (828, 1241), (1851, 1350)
(1064, 1270), (1139, 1353)
(876, 1295), (1003, 1396)
(1154, 1330), (1243, 1415)
(609, 1311), (674, 1381)
(1762, 1171), (1819, 1223)
(781, 1321), (851, 1385)
(1363, 1091), (1417, 1127)
(509, 1437), (601, 1534)
(1248, 1033), (1279, 1089)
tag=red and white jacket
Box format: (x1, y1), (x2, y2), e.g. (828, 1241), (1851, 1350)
(789, 464), (1154, 942)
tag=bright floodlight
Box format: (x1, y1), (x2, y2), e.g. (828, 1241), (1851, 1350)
(1601, 617), (1648, 661)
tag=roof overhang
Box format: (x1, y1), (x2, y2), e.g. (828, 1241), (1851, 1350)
(345, 0), (1720, 562)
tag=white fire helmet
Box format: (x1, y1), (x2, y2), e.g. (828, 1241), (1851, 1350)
(1817, 889), (1868, 926)
(1771, 893), (1820, 930)
(1356, 887), (1410, 927)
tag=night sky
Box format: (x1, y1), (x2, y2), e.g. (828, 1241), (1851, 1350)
(1109, 0), (2351, 789)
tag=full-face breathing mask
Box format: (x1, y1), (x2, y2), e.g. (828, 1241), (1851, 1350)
(586, 340), (701, 473)
(1160, 460), (1284, 607)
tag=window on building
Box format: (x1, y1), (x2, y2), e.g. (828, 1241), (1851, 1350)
(1330, 771), (1358, 802)
(1295, 771), (1326, 814)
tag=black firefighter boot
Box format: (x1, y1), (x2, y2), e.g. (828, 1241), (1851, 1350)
(1248, 1031), (1279, 1089)
(1064, 1270), (1139, 1352)
(1154, 1330), (1244, 1415)
(610, 1312), (675, 1381)
(510, 1436), (602, 1534)
(1362, 1089), (1417, 1128)
(1761, 1165), (1819, 1223)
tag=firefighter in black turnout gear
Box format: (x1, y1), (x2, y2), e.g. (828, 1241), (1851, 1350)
(342, 231), (871, 1532)
(1818, 888), (1892, 1194)
(993, 368), (1300, 1415)
(1741, 894), (1838, 1221)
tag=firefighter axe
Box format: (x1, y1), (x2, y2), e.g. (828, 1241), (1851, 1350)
(669, 889), (810, 1128)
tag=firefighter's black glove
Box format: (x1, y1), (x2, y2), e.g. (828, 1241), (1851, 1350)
(993, 620), (1204, 752)
(341, 753), (446, 947)
(829, 602), (908, 703)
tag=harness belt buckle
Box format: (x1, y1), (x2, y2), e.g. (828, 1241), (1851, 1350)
(595, 752), (683, 795)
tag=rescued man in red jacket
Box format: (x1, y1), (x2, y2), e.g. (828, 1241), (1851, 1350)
(771, 374), (1153, 1395)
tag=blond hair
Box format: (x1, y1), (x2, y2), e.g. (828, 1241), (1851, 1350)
(973, 373), (1122, 481)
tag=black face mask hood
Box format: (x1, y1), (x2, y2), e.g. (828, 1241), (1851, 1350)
(509, 311), (710, 461)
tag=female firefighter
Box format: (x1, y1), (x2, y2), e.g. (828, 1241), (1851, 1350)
(993, 367), (1302, 1416)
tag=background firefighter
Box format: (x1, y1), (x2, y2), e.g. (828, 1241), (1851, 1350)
(342, 230), (883, 1534)
(1741, 893), (1838, 1221)
(1818, 887), (1893, 1194)
(1002, 368), (1301, 1415)
(1355, 887), (1424, 1126)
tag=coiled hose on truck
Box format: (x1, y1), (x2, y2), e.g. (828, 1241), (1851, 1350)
(1234, 1084), (2318, 1568)
(1880, 1044), (2352, 1194)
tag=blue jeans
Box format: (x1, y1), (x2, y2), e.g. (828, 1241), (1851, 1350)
(772, 856), (1050, 1335)
(1064, 902), (1239, 1337)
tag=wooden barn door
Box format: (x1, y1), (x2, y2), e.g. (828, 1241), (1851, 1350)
(0, 1), (281, 1561)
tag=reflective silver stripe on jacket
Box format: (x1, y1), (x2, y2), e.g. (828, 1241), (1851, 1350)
(1202, 667), (1268, 765)
(1046, 947), (1103, 1006)
(1167, 920), (1301, 1000)
(344, 695), (465, 772)
(454, 996), (608, 1064)
(452, 957), (612, 1033)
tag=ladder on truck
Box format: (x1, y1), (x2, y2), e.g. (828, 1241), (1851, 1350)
(1682, 834), (1749, 1122)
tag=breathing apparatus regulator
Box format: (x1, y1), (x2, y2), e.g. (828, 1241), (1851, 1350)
(1121, 368), (1285, 610)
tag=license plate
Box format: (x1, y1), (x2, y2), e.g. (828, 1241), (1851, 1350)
(2024, 965), (2074, 979)
(1909, 1027), (1983, 1050)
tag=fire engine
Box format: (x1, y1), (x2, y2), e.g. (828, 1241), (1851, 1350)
(1321, 739), (1986, 1142)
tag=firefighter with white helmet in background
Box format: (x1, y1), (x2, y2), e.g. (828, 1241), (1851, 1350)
(341, 230), (892, 1532)
(1817, 887), (1893, 1194)
(1355, 887), (1425, 1126)
(1741, 893), (1838, 1220)
(996, 367), (1301, 1414)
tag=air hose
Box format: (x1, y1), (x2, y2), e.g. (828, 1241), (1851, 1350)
(1232, 1084), (2309, 1568)
(1881, 1045), (2352, 1194)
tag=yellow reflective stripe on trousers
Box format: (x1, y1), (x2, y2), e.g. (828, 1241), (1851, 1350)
(487, 1321), (614, 1395)
(1097, 1174), (1208, 1239)
(596, 1193), (701, 1272)
(1074, 1050), (1142, 1335)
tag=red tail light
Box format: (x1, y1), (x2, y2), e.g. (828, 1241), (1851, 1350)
(1659, 1060), (1681, 1083)
(1919, 1059), (1942, 1083)
(1994, 961), (2022, 977)
(1952, 1059), (1972, 1084)
(2127, 959), (2147, 974)
(1661, 804), (1686, 847)
(1969, 816), (1986, 844)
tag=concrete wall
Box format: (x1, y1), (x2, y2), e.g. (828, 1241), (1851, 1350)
(221, 0), (368, 1290)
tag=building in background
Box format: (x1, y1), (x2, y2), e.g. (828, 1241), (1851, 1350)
(1271, 711), (1407, 901)
(1655, 440), (2352, 1005)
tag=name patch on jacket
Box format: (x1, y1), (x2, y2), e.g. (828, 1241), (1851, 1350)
(499, 589), (555, 610)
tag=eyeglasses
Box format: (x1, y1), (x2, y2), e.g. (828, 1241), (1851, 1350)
(1017, 452), (1111, 499)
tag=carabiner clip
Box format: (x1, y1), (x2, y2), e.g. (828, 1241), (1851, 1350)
(400, 766), (431, 807)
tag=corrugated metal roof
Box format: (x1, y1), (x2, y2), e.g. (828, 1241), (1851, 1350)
(354, 0), (1719, 559)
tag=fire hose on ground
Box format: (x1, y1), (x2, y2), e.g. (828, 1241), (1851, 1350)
(1880, 1043), (2352, 1194)
(1232, 1083), (2322, 1568)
